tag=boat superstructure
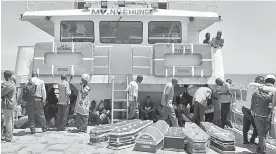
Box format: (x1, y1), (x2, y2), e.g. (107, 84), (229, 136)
(16, 0), (225, 121)
(13, 0), (276, 151)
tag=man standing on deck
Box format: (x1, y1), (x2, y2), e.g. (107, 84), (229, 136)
(252, 75), (276, 154)
(242, 76), (264, 145)
(28, 71), (48, 133)
(56, 75), (71, 131)
(161, 79), (179, 127)
(127, 75), (143, 120)
(203, 32), (211, 44)
(215, 78), (233, 129)
(210, 30), (224, 48)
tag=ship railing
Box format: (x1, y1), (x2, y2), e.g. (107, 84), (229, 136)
(25, 0), (75, 12)
(25, 0), (217, 12)
(167, 1), (217, 12)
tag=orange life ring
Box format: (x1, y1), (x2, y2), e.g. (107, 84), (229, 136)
(33, 42), (93, 76)
(153, 43), (213, 77)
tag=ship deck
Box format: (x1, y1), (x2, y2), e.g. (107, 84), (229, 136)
(1, 126), (275, 154)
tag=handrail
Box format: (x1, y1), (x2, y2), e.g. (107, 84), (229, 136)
(167, 1), (217, 12)
(93, 45), (113, 79)
(131, 45), (153, 75)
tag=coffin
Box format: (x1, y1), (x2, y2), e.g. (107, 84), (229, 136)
(163, 127), (186, 152)
(108, 120), (153, 150)
(184, 123), (210, 154)
(201, 122), (235, 154)
(89, 119), (141, 143)
(134, 120), (169, 153)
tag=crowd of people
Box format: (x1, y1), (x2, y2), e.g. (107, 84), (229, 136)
(124, 74), (276, 154)
(1, 68), (276, 154)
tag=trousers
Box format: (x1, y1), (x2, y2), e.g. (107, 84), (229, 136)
(254, 115), (271, 154)
(56, 104), (69, 130)
(27, 98), (47, 133)
(128, 101), (139, 119)
(242, 106), (258, 143)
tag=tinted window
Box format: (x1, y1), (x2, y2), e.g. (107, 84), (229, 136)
(60, 21), (94, 43)
(148, 21), (182, 44)
(99, 21), (143, 44)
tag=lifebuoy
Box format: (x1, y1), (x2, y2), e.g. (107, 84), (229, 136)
(33, 42), (93, 76)
(153, 43), (213, 77)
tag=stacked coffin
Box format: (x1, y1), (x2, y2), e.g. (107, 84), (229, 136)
(163, 127), (187, 152)
(89, 119), (141, 143)
(201, 122), (235, 154)
(134, 120), (169, 153)
(108, 120), (153, 150)
(184, 122), (210, 154)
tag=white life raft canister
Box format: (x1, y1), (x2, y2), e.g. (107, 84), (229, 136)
(33, 42), (93, 76)
(153, 43), (213, 77)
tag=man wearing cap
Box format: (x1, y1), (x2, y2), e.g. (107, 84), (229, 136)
(253, 74), (276, 154)
(56, 75), (71, 131)
(127, 75), (143, 120)
(28, 71), (48, 133)
(242, 76), (264, 145)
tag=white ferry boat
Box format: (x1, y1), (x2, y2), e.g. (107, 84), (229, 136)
(14, 0), (275, 153)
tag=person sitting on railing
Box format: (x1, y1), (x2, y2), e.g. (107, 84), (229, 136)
(210, 30), (224, 48)
(242, 76), (264, 145)
(203, 32), (211, 44)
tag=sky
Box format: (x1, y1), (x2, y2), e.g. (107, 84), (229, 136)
(1, 0), (276, 74)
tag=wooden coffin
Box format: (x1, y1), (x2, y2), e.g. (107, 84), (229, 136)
(201, 122), (235, 154)
(90, 119), (141, 143)
(108, 120), (153, 150)
(163, 127), (186, 152)
(134, 120), (169, 153)
(184, 123), (210, 154)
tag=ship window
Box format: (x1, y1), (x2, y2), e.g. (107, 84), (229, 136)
(99, 21), (143, 44)
(60, 21), (94, 43)
(148, 21), (182, 44)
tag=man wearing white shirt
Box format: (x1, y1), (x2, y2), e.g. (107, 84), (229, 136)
(161, 79), (179, 127)
(127, 75), (143, 120)
(242, 76), (264, 145)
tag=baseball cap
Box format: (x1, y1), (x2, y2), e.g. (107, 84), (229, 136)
(265, 74), (276, 80)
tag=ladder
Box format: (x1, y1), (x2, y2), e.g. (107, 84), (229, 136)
(111, 76), (129, 123)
